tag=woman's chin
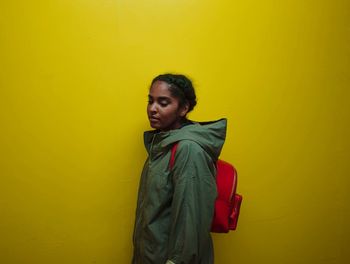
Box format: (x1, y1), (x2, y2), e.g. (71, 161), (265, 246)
(149, 121), (161, 129)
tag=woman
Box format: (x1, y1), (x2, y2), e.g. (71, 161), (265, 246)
(132, 74), (227, 264)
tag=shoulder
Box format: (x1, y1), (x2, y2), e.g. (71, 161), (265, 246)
(176, 139), (205, 155)
(174, 140), (212, 164)
(171, 140), (216, 180)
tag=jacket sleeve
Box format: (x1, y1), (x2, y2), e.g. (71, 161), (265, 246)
(167, 140), (217, 264)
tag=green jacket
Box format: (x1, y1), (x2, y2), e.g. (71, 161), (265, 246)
(132, 119), (227, 264)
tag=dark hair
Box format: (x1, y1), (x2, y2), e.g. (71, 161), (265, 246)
(151, 73), (197, 113)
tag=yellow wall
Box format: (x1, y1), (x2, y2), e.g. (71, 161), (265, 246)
(1, 0), (349, 263)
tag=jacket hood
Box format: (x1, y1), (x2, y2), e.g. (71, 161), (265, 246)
(144, 118), (227, 161)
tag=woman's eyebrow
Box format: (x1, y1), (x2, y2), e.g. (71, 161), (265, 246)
(157, 96), (171, 101)
(148, 94), (171, 101)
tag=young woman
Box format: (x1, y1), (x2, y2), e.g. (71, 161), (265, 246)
(132, 74), (227, 264)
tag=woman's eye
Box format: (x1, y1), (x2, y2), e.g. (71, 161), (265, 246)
(159, 101), (169, 107)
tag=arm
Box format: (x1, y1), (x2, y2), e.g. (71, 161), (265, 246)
(167, 140), (217, 264)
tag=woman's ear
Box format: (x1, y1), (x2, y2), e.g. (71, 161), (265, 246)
(179, 103), (190, 117)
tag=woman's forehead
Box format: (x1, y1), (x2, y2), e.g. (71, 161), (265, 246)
(149, 81), (173, 97)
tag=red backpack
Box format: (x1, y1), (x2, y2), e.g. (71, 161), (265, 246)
(170, 143), (242, 233)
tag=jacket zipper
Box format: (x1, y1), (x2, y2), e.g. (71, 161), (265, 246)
(149, 133), (157, 165)
(135, 133), (157, 254)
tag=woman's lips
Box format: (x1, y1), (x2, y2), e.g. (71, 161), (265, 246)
(149, 117), (160, 122)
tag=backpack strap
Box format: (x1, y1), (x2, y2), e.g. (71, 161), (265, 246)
(169, 142), (179, 170)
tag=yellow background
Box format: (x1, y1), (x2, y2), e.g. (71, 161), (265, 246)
(1, 0), (349, 263)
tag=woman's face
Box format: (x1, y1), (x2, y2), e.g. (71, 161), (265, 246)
(147, 80), (188, 131)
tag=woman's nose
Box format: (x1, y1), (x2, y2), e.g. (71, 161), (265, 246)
(149, 103), (158, 113)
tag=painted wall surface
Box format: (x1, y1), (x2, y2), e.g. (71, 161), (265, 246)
(1, 0), (349, 263)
